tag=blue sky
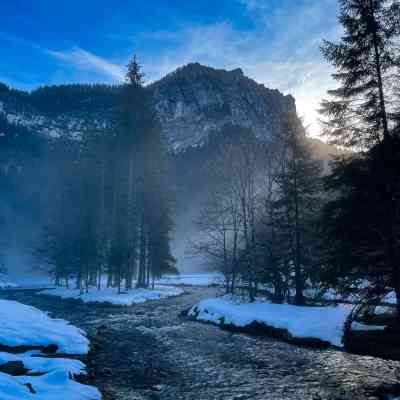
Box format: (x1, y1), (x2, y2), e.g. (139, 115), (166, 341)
(0, 0), (339, 133)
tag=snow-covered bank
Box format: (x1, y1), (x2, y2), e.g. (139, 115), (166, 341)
(0, 299), (89, 354)
(189, 297), (352, 347)
(0, 299), (100, 400)
(0, 351), (86, 375)
(39, 285), (184, 306)
(0, 370), (100, 400)
(0, 275), (17, 289)
(157, 273), (223, 287)
(0, 274), (54, 291)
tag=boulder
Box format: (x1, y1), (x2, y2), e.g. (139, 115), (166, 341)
(0, 361), (28, 376)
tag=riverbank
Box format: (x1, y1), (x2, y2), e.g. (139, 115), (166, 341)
(0, 287), (399, 399)
(0, 299), (100, 400)
(188, 296), (352, 347)
(188, 296), (400, 359)
(39, 285), (184, 306)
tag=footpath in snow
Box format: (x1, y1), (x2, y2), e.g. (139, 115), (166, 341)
(189, 297), (353, 347)
(39, 285), (184, 306)
(0, 299), (100, 400)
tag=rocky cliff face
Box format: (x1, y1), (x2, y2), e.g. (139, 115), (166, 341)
(149, 63), (295, 150)
(0, 63), (295, 151)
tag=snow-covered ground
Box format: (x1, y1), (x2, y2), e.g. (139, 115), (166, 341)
(189, 297), (352, 347)
(383, 291), (397, 304)
(39, 285), (184, 306)
(0, 300), (100, 400)
(0, 370), (100, 400)
(0, 299), (89, 354)
(0, 351), (86, 375)
(351, 322), (386, 331)
(0, 272), (223, 291)
(157, 273), (224, 287)
(0, 274), (54, 290)
(304, 285), (398, 306)
(0, 274), (18, 289)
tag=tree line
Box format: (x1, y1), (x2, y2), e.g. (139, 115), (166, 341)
(36, 58), (176, 292)
(194, 0), (400, 316)
(193, 116), (323, 304)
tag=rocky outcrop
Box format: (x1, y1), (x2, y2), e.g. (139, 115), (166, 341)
(149, 63), (295, 150)
(0, 63), (295, 152)
(0, 83), (112, 140)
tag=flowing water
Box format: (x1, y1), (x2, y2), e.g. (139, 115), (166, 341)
(1, 287), (399, 400)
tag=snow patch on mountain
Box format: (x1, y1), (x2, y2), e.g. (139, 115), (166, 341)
(0, 63), (295, 152)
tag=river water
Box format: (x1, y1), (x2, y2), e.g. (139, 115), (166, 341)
(1, 287), (399, 400)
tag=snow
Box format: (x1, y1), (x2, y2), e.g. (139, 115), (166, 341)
(310, 288), (342, 301)
(0, 299), (89, 355)
(189, 297), (352, 347)
(0, 373), (35, 400)
(0, 276), (17, 289)
(0, 351), (86, 376)
(0, 371), (101, 400)
(0, 300), (100, 400)
(17, 370), (100, 400)
(0, 274), (55, 291)
(39, 285), (184, 306)
(351, 322), (386, 331)
(383, 291), (396, 304)
(375, 305), (393, 315)
(0, 272), (224, 292)
(157, 273), (223, 287)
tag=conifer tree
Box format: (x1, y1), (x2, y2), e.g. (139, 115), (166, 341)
(320, 0), (400, 314)
(35, 57), (175, 291)
(111, 56), (175, 290)
(274, 112), (323, 304)
(321, 0), (400, 148)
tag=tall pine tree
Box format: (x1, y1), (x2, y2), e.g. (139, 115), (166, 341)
(111, 56), (175, 290)
(274, 112), (323, 304)
(320, 0), (400, 315)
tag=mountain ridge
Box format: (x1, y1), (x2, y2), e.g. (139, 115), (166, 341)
(0, 63), (296, 151)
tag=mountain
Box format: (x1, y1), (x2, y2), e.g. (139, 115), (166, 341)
(149, 63), (295, 150)
(0, 82), (116, 140)
(0, 63), (295, 151)
(0, 63), (337, 274)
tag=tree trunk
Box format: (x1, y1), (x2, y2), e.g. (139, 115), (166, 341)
(370, 0), (389, 141)
(137, 211), (146, 288)
(97, 270), (101, 290)
(231, 214), (238, 294)
(293, 142), (304, 305)
(146, 250), (150, 288)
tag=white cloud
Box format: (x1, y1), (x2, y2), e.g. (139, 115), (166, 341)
(141, 22), (250, 82)
(2, 1), (341, 136)
(0, 32), (125, 84)
(47, 47), (125, 82)
(233, 0), (340, 135)
(139, 0), (340, 136)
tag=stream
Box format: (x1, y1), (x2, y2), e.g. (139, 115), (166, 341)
(1, 287), (399, 400)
